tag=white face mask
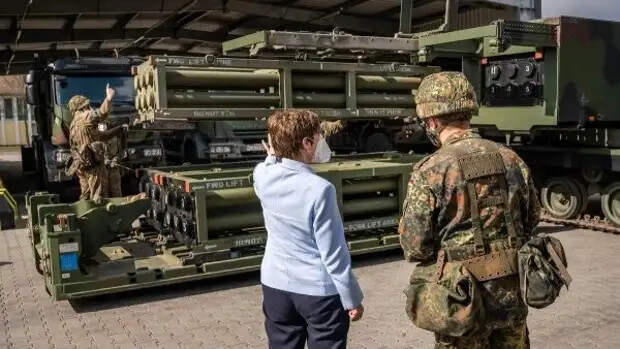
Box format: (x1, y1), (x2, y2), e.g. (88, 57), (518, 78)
(312, 136), (332, 163)
(97, 123), (108, 132)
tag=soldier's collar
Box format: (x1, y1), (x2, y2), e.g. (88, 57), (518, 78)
(443, 129), (480, 146)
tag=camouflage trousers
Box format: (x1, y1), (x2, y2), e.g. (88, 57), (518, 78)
(77, 164), (109, 202)
(434, 320), (529, 349)
(108, 167), (122, 197)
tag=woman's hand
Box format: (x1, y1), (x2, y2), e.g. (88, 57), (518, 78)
(262, 134), (275, 156)
(348, 304), (364, 321)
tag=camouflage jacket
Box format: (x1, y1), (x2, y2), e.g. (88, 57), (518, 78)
(68, 101), (111, 171)
(399, 129), (541, 328)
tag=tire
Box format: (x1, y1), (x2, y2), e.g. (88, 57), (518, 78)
(601, 182), (620, 226)
(565, 177), (588, 215)
(541, 177), (581, 219)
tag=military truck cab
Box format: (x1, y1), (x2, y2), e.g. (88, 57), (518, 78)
(23, 56), (165, 196)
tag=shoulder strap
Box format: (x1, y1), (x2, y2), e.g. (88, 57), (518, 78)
(444, 140), (521, 255)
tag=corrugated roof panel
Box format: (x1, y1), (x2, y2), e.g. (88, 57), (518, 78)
(12, 43), (52, 51)
(149, 38), (191, 51)
(412, 6), (519, 32)
(57, 42), (96, 50)
(0, 18), (11, 29)
(294, 0), (348, 10)
(348, 0), (398, 15)
(184, 20), (223, 32)
(74, 15), (118, 29)
(125, 13), (167, 29)
(21, 17), (67, 29)
(202, 10), (246, 22)
(456, 6), (518, 29)
(188, 45), (217, 54)
(100, 40), (133, 49)
(229, 27), (256, 36)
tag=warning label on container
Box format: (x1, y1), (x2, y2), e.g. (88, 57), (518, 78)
(59, 242), (79, 253)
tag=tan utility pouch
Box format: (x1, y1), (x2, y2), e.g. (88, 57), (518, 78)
(462, 248), (519, 282)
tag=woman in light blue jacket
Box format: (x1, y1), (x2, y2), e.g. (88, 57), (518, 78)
(254, 110), (364, 349)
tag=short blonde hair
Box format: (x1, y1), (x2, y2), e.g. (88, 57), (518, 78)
(267, 109), (320, 159)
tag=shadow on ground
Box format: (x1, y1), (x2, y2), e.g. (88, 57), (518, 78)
(535, 224), (575, 235)
(69, 249), (404, 313)
(69, 270), (262, 313)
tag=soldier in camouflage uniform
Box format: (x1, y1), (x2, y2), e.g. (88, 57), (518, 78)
(67, 84), (115, 202)
(399, 72), (541, 349)
(103, 127), (125, 197)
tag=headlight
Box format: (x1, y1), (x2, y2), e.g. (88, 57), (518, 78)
(143, 148), (163, 157)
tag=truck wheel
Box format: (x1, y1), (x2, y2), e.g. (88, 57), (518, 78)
(601, 182), (620, 226)
(541, 177), (581, 219)
(582, 168), (604, 184)
(566, 177), (588, 214)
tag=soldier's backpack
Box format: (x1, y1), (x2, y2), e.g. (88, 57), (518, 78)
(518, 234), (572, 309)
(404, 259), (485, 337)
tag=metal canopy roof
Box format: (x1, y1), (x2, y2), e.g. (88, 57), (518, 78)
(0, 0), (539, 73)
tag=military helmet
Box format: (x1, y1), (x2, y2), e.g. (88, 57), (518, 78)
(68, 95), (90, 114)
(415, 72), (479, 119)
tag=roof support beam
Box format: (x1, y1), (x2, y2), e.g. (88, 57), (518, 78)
(64, 14), (80, 30)
(114, 13), (138, 31)
(0, 47), (206, 73)
(321, 0), (373, 15)
(0, 0), (225, 15)
(0, 28), (226, 47)
(224, 0), (396, 35)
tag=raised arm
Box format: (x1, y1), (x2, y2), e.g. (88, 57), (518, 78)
(97, 83), (115, 120)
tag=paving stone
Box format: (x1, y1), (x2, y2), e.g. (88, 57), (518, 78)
(1, 227), (620, 348)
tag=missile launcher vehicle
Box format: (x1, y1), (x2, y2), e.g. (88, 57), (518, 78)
(133, 55), (437, 154)
(27, 154), (422, 300)
(414, 16), (620, 226)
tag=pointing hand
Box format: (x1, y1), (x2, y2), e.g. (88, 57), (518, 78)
(106, 83), (115, 100)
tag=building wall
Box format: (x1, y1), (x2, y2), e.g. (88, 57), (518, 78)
(413, 5), (521, 33)
(486, 0), (542, 20)
(0, 96), (32, 146)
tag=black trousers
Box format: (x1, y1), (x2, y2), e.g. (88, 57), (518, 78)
(262, 284), (350, 349)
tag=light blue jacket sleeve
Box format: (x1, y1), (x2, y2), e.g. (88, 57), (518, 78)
(313, 184), (364, 310)
(253, 155), (275, 199)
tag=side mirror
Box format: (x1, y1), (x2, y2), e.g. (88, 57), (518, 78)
(25, 70), (39, 105)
